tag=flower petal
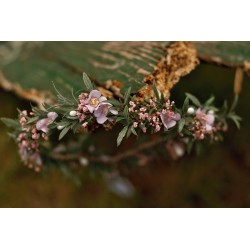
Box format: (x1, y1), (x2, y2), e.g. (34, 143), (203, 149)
(166, 120), (177, 129)
(86, 104), (95, 113)
(173, 113), (181, 121)
(96, 115), (108, 124)
(47, 112), (58, 121)
(206, 124), (213, 132)
(110, 108), (118, 115)
(160, 113), (177, 130)
(36, 118), (49, 133)
(94, 103), (111, 117)
(99, 96), (107, 102)
(206, 114), (215, 125)
(89, 90), (102, 98)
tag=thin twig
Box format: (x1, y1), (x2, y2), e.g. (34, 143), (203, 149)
(109, 136), (166, 164)
(50, 136), (167, 165)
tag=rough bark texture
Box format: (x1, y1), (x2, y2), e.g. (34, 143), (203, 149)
(138, 42), (199, 100)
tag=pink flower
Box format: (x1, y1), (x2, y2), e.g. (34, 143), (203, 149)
(83, 90), (107, 113)
(32, 133), (40, 140)
(36, 112), (58, 133)
(139, 113), (146, 120)
(129, 101), (136, 107)
(160, 110), (181, 130)
(22, 110), (28, 116)
(29, 152), (42, 166)
(155, 124), (161, 132)
(20, 117), (27, 127)
(82, 122), (88, 128)
(133, 122), (138, 128)
(140, 107), (146, 112)
(196, 108), (215, 132)
(94, 103), (118, 124)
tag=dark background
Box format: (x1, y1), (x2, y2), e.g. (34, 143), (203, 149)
(0, 63), (250, 207)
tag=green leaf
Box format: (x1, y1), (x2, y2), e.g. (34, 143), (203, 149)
(123, 106), (129, 121)
(117, 126), (128, 146)
(178, 118), (186, 133)
(131, 126), (138, 136)
(82, 72), (94, 91)
(59, 126), (71, 140)
(56, 120), (71, 127)
(182, 96), (189, 112)
(124, 87), (131, 105)
(7, 132), (17, 140)
(229, 95), (239, 112)
(106, 99), (122, 107)
(26, 116), (39, 125)
(185, 93), (201, 107)
(205, 96), (215, 106)
(187, 141), (193, 154)
(0, 118), (20, 128)
(228, 114), (242, 129)
(115, 116), (125, 123)
(182, 128), (193, 136)
(153, 80), (160, 102)
(126, 125), (132, 138)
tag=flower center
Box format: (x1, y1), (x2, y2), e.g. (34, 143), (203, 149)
(90, 98), (99, 107)
(104, 107), (109, 115)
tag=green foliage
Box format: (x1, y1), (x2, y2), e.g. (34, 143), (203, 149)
(59, 126), (71, 140)
(153, 80), (161, 102)
(117, 126), (129, 146)
(82, 73), (95, 92)
(182, 96), (189, 112)
(123, 87), (131, 105)
(0, 118), (19, 128)
(185, 93), (201, 107)
(178, 118), (186, 133)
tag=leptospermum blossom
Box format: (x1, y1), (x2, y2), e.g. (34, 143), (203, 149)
(36, 112), (58, 133)
(160, 110), (181, 130)
(94, 103), (118, 124)
(196, 108), (215, 132)
(83, 90), (107, 113)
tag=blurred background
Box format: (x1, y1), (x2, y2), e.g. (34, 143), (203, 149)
(0, 44), (250, 207)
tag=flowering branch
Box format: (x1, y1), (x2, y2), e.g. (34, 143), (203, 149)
(1, 73), (241, 173)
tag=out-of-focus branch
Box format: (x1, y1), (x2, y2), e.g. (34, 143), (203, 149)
(50, 136), (167, 165)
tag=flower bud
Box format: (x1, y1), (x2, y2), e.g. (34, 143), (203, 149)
(208, 110), (214, 115)
(187, 107), (195, 115)
(69, 110), (77, 116)
(57, 125), (64, 130)
(79, 157), (89, 167)
(173, 143), (185, 157)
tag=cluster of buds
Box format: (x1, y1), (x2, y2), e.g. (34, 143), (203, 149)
(18, 111), (42, 171)
(128, 98), (181, 134)
(17, 110), (58, 171)
(187, 108), (222, 141)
